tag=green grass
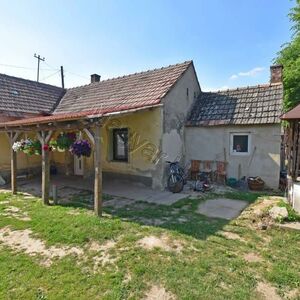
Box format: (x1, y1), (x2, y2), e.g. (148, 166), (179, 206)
(277, 199), (300, 222)
(0, 191), (299, 299)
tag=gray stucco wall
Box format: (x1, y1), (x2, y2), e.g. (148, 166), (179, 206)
(161, 64), (201, 161)
(160, 64), (201, 187)
(185, 124), (282, 189)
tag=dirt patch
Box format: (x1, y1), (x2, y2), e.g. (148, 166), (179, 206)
(143, 285), (176, 300)
(1, 206), (31, 221)
(0, 227), (83, 266)
(256, 282), (282, 300)
(137, 235), (183, 253)
(239, 197), (284, 230)
(220, 231), (245, 242)
(0, 201), (9, 205)
(285, 288), (300, 299)
(137, 217), (168, 226)
(243, 252), (263, 263)
(123, 272), (132, 284)
(89, 240), (117, 269)
(66, 210), (81, 216)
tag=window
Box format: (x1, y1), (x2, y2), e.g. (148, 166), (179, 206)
(112, 128), (128, 161)
(230, 133), (250, 155)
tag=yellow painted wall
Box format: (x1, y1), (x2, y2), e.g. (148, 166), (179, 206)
(92, 107), (162, 178)
(0, 108), (163, 184)
(0, 132), (41, 172)
(49, 107), (163, 179)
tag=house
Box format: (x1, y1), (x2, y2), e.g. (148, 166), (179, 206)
(185, 65), (283, 189)
(0, 61), (200, 196)
(0, 61), (283, 216)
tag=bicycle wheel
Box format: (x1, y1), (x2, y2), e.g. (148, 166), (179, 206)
(167, 174), (184, 193)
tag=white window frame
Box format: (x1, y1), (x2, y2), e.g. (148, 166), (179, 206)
(230, 132), (251, 156)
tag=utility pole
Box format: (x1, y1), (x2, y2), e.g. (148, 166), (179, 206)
(34, 53), (45, 82)
(60, 66), (65, 88)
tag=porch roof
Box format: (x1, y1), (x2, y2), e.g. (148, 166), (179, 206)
(0, 103), (162, 129)
(281, 103), (300, 120)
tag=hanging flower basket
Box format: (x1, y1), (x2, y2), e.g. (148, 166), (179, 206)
(22, 139), (41, 156)
(56, 132), (76, 152)
(22, 139), (35, 155)
(12, 140), (26, 152)
(32, 140), (42, 155)
(70, 140), (91, 157)
(49, 139), (58, 151)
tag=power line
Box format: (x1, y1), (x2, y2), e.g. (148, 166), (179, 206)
(43, 61), (59, 71)
(0, 63), (54, 71)
(41, 70), (60, 81)
(65, 70), (89, 80)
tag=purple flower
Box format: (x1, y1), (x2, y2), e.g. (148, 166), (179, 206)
(70, 139), (92, 157)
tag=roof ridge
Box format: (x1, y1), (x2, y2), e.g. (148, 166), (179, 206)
(0, 73), (64, 90)
(205, 82), (283, 94)
(66, 60), (192, 91)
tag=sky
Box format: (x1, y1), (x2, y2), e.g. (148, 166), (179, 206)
(0, 0), (295, 91)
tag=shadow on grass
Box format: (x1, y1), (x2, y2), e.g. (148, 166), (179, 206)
(57, 190), (264, 240)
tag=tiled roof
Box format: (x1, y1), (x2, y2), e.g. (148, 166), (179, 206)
(186, 83), (283, 126)
(0, 104), (162, 127)
(0, 73), (65, 115)
(54, 61), (192, 114)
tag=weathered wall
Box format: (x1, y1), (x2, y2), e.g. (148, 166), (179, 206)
(185, 124), (281, 189)
(161, 64), (201, 185)
(51, 107), (164, 189)
(0, 132), (41, 179)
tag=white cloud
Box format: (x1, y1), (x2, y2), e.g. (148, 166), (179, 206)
(229, 74), (238, 80)
(230, 67), (265, 80)
(202, 85), (229, 92)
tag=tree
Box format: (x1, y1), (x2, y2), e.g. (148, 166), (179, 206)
(276, 0), (300, 111)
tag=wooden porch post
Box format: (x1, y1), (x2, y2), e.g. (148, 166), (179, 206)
(38, 131), (53, 205)
(7, 132), (19, 194)
(94, 124), (102, 216)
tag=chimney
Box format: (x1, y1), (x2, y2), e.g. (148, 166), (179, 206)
(270, 65), (283, 84)
(91, 74), (101, 83)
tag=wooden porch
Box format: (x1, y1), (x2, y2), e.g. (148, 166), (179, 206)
(1, 115), (104, 216)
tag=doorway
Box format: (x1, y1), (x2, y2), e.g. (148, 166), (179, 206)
(74, 155), (84, 176)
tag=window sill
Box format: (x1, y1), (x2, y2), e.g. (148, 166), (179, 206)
(110, 159), (129, 163)
(230, 152), (250, 156)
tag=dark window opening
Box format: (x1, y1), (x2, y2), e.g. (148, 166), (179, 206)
(233, 135), (249, 153)
(113, 128), (128, 161)
(186, 88), (189, 97)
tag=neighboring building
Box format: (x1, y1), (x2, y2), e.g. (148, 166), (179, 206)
(0, 62), (283, 190)
(185, 66), (283, 189)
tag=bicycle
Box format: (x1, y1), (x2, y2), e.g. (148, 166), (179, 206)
(166, 161), (188, 193)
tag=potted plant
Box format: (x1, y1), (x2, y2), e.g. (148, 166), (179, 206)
(32, 140), (42, 155)
(49, 139), (58, 151)
(23, 139), (35, 155)
(56, 132), (76, 152)
(12, 140), (26, 152)
(70, 139), (92, 157)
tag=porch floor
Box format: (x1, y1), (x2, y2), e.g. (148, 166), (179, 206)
(10, 174), (186, 206)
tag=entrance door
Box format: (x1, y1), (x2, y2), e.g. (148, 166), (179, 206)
(74, 131), (84, 176)
(74, 155), (84, 176)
